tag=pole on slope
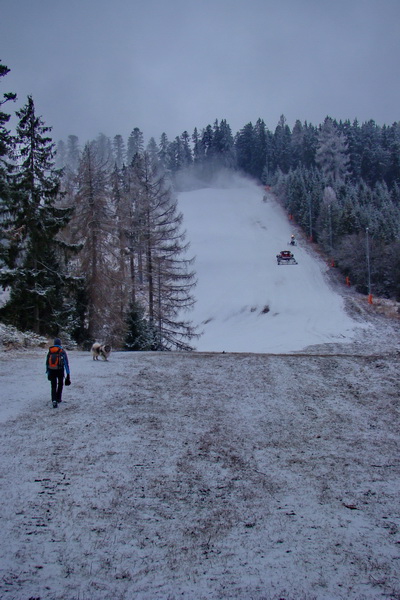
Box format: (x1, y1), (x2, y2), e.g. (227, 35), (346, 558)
(366, 227), (373, 304)
(329, 203), (335, 266)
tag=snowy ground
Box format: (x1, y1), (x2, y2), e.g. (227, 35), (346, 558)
(0, 178), (399, 600)
(178, 175), (362, 353)
(0, 333), (399, 600)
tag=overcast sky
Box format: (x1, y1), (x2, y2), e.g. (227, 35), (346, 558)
(1, 0), (400, 146)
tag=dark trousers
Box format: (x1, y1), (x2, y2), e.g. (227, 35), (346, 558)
(49, 370), (64, 402)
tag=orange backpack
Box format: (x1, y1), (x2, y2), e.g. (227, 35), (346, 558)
(47, 346), (64, 370)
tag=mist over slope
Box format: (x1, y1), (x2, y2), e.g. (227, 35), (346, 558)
(178, 174), (362, 353)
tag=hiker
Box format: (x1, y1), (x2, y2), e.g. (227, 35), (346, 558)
(46, 338), (71, 408)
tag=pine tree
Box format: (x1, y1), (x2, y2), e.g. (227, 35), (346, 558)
(359, 120), (382, 186)
(301, 121), (318, 169)
(113, 134), (126, 169)
(0, 62), (17, 231)
(336, 183), (361, 236)
(168, 136), (184, 172)
(192, 127), (204, 165)
(127, 127), (144, 164)
(371, 181), (400, 242)
(69, 139), (114, 340)
(316, 117), (349, 185)
(55, 140), (66, 169)
(384, 123), (400, 188)
(201, 124), (214, 159)
(0, 96), (76, 334)
(0, 62), (16, 160)
(110, 163), (130, 328)
(180, 131), (193, 168)
(58, 135), (81, 207)
(291, 120), (304, 170)
(251, 119), (270, 179)
(214, 119), (236, 170)
(158, 132), (170, 172)
(65, 135), (81, 173)
(316, 186), (339, 253)
(235, 122), (255, 175)
(124, 300), (157, 350)
(146, 137), (159, 164)
(129, 151), (198, 350)
(342, 119), (362, 182)
(272, 115), (292, 174)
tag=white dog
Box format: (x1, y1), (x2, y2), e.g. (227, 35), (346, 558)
(91, 342), (111, 361)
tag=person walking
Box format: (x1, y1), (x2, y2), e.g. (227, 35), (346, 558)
(46, 338), (71, 408)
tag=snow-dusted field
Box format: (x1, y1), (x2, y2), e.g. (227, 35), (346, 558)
(0, 333), (399, 600)
(0, 178), (399, 599)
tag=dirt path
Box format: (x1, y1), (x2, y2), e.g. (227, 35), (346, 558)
(0, 341), (399, 599)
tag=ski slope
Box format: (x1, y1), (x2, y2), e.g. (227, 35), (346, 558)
(178, 175), (360, 353)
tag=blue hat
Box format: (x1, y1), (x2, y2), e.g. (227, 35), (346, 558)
(54, 338), (62, 346)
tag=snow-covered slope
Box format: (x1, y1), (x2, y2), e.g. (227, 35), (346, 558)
(179, 175), (360, 353)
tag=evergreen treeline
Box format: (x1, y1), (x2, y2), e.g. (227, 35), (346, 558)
(58, 114), (400, 300)
(1, 60), (399, 350)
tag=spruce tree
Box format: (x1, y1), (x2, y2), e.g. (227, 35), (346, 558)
(0, 96), (76, 334)
(68, 139), (114, 341)
(180, 131), (193, 168)
(300, 121), (318, 169)
(272, 115), (292, 174)
(359, 120), (383, 187)
(235, 122), (255, 175)
(110, 162), (132, 339)
(191, 127), (204, 165)
(291, 120), (304, 170)
(214, 119), (236, 170)
(386, 123), (400, 188)
(55, 140), (66, 169)
(57, 135), (81, 209)
(0, 62), (17, 235)
(127, 127), (144, 164)
(113, 134), (126, 169)
(158, 133), (170, 172)
(0, 62), (16, 160)
(124, 300), (157, 350)
(129, 151), (198, 350)
(65, 135), (81, 174)
(316, 117), (349, 185)
(342, 119), (362, 182)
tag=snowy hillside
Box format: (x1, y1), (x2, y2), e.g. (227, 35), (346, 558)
(178, 175), (361, 353)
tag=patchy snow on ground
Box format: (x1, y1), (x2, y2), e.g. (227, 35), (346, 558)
(0, 176), (399, 600)
(0, 341), (399, 600)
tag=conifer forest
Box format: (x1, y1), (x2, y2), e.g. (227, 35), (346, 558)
(1, 62), (400, 349)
